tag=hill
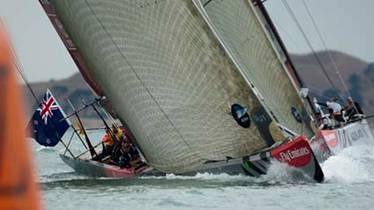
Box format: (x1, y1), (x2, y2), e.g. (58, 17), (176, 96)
(23, 50), (374, 120)
(23, 73), (98, 123)
(291, 51), (374, 113)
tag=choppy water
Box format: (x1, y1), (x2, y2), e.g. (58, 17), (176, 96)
(35, 131), (374, 210)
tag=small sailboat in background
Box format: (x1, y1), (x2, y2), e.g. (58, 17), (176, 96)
(0, 20), (42, 210)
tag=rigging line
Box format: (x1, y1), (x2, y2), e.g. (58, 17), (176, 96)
(273, 20), (304, 54)
(9, 45), (39, 104)
(301, 0), (351, 98)
(83, 1), (196, 154)
(16, 63), (75, 156)
(9, 34), (82, 157)
(254, 0), (304, 55)
(267, 13), (316, 68)
(280, 0), (341, 97)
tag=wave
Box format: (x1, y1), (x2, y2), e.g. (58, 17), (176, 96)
(38, 143), (374, 189)
(322, 145), (374, 183)
(35, 146), (57, 153)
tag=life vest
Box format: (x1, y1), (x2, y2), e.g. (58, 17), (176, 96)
(115, 128), (124, 141)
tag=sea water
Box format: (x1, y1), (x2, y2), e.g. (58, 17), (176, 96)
(36, 131), (374, 210)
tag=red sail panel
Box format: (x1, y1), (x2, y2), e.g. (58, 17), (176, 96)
(38, 0), (103, 96)
(0, 22), (42, 210)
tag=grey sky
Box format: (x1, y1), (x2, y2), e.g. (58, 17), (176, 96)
(0, 0), (79, 82)
(266, 0), (374, 62)
(0, 0), (373, 82)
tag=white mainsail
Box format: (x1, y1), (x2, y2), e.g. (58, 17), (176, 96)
(48, 0), (290, 173)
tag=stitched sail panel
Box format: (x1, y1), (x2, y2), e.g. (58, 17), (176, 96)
(197, 0), (313, 137)
(49, 0), (285, 173)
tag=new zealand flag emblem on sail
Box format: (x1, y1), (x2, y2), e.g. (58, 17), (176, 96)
(28, 90), (70, 147)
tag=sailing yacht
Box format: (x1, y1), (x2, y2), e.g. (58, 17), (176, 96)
(34, 0), (372, 182)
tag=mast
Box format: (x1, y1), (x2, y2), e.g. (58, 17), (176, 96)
(252, 0), (316, 114)
(198, 0), (316, 137)
(252, 0), (304, 88)
(38, 0), (103, 96)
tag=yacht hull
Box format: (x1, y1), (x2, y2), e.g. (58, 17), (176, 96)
(310, 119), (374, 163)
(243, 135), (324, 183)
(60, 135), (324, 182)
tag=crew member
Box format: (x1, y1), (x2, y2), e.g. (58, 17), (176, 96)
(127, 142), (144, 168)
(315, 112), (333, 130)
(101, 127), (115, 158)
(344, 97), (364, 120)
(111, 141), (132, 168)
(112, 124), (124, 143)
(326, 98), (344, 123)
(92, 127), (115, 161)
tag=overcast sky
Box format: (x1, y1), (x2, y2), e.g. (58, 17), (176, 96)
(0, 0), (373, 82)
